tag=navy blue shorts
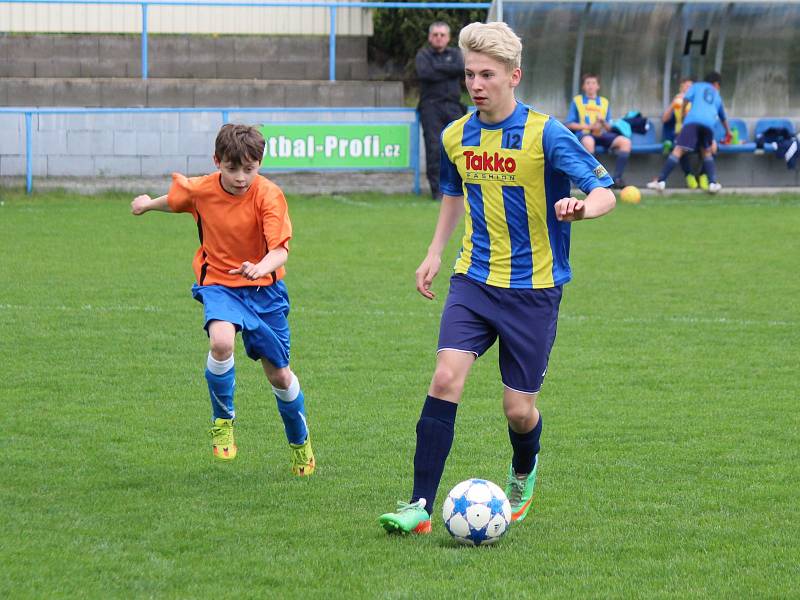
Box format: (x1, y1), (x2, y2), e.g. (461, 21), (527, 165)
(676, 123), (714, 151)
(191, 282), (291, 366)
(437, 274), (563, 394)
(581, 131), (620, 149)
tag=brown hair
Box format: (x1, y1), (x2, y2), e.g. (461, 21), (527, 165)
(214, 124), (265, 165)
(580, 73), (599, 86)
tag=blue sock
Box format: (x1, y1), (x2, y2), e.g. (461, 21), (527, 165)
(658, 154), (679, 182)
(614, 151), (629, 180)
(206, 353), (235, 420)
(274, 373), (308, 445)
(509, 415), (542, 475)
(679, 154), (693, 175)
(411, 395), (458, 516)
(702, 157), (717, 183)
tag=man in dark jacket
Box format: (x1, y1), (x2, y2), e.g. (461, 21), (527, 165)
(416, 22), (466, 200)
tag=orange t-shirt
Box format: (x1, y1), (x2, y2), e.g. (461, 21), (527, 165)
(167, 172), (292, 288)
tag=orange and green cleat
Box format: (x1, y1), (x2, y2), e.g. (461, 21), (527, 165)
(290, 437), (316, 476)
(505, 456), (539, 522)
(210, 418), (237, 461)
(379, 499), (432, 534)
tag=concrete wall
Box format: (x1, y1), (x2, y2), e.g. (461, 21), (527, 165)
(0, 1), (373, 35)
(0, 108), (416, 179)
(2, 108), (795, 187)
(0, 34), (370, 80)
(0, 78), (404, 108)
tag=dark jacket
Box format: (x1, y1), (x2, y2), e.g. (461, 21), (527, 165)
(415, 46), (464, 107)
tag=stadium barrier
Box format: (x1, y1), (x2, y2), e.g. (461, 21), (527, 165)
(1, 0), (491, 82)
(0, 106), (421, 194)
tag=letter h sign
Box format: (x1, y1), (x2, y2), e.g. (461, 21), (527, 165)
(683, 29), (710, 55)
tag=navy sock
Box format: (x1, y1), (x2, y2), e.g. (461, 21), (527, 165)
(411, 395), (458, 516)
(702, 157), (717, 183)
(614, 151), (630, 180)
(679, 154), (693, 175)
(509, 415), (542, 475)
(658, 154), (679, 182)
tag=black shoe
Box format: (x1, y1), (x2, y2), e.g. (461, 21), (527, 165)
(612, 178), (626, 190)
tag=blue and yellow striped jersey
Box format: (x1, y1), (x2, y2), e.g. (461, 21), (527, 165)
(566, 94), (611, 135)
(439, 102), (614, 289)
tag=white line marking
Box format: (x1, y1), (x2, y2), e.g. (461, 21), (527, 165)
(0, 304), (793, 328)
(0, 303), (162, 313)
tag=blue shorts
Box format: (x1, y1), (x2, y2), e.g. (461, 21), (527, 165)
(676, 123), (714, 151)
(191, 282), (291, 366)
(438, 274), (562, 394)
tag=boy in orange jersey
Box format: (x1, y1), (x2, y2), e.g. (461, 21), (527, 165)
(131, 124), (315, 475)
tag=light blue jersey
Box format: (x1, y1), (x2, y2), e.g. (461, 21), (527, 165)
(683, 82), (727, 128)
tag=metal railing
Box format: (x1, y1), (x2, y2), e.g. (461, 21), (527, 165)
(1, 0), (491, 81)
(0, 106), (421, 194)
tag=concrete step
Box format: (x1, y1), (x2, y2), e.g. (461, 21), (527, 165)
(0, 33), (369, 80)
(0, 77), (404, 107)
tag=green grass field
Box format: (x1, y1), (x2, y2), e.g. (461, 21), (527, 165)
(1, 188), (798, 598)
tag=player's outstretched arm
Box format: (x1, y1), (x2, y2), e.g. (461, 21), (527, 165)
(415, 194), (465, 300)
(131, 194), (171, 215)
(229, 247), (288, 281)
(554, 187), (616, 222)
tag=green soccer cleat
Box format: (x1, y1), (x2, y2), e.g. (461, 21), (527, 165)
(379, 499), (432, 534)
(698, 173), (710, 190)
(210, 418), (237, 461)
(685, 174), (698, 189)
(290, 437), (316, 476)
(505, 456), (539, 523)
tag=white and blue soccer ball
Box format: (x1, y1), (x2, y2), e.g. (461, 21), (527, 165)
(442, 478), (511, 546)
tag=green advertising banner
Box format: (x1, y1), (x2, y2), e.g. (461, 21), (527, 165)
(259, 124), (410, 169)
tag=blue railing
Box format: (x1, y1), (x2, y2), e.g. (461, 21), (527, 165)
(0, 106), (421, 194)
(2, 1), (491, 81)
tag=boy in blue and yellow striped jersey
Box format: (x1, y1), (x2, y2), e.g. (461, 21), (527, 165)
(565, 73), (632, 189)
(379, 22), (616, 536)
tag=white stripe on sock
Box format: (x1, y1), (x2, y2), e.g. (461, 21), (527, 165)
(210, 390), (234, 419)
(207, 352), (234, 375)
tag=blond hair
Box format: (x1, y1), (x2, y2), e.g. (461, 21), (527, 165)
(458, 22), (522, 71)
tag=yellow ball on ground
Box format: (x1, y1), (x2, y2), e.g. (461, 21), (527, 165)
(620, 185), (641, 204)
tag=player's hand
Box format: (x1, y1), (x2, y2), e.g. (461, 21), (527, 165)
(131, 195), (151, 215)
(723, 132), (732, 145)
(228, 261), (268, 280)
(554, 197), (586, 222)
(415, 254), (442, 300)
(590, 122), (603, 135)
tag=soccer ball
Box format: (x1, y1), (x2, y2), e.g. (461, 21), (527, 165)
(620, 185), (642, 204)
(442, 478), (511, 546)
